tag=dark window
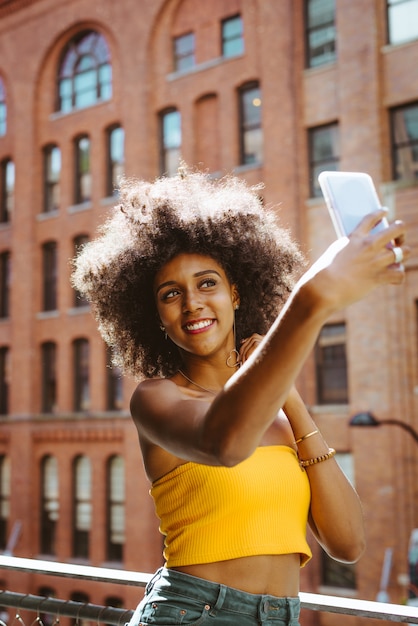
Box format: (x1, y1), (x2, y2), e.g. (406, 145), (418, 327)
(43, 145), (61, 213)
(40, 455), (59, 555)
(73, 235), (89, 307)
(160, 109), (181, 176)
(0, 347), (9, 415)
(315, 323), (348, 405)
(73, 338), (90, 412)
(308, 123), (340, 197)
(42, 241), (57, 312)
(58, 30), (112, 113)
(0, 159), (14, 223)
(0, 251), (10, 319)
(173, 32), (195, 72)
(0, 456), (9, 549)
(239, 82), (263, 166)
(41, 342), (57, 413)
(106, 125), (125, 196)
(387, 0), (418, 45)
(390, 102), (418, 181)
(222, 15), (244, 58)
(0, 79), (6, 136)
(305, 0), (336, 68)
(106, 455), (125, 562)
(106, 347), (123, 411)
(72, 456), (91, 559)
(74, 135), (91, 204)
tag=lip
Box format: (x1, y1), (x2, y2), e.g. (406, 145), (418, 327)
(182, 318), (216, 334)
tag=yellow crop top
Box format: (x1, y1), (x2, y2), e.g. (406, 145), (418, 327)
(150, 445), (312, 568)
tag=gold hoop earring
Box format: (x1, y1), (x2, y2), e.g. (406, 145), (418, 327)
(226, 309), (240, 368)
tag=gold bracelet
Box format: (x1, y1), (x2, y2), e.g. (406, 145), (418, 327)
(299, 448), (336, 469)
(294, 429), (319, 445)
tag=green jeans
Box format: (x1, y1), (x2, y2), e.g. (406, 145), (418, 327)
(128, 567), (301, 625)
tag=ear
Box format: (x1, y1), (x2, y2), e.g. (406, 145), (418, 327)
(232, 285), (240, 311)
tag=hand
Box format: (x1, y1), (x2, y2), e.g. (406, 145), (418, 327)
(299, 210), (410, 313)
(239, 333), (264, 364)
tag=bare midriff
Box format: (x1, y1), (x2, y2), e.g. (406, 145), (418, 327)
(172, 553), (301, 597)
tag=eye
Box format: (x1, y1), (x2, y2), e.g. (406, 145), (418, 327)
(160, 288), (180, 301)
(199, 278), (217, 289)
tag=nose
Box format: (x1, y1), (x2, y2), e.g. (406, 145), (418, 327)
(182, 288), (203, 313)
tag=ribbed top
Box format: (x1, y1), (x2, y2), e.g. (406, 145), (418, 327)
(150, 445), (312, 568)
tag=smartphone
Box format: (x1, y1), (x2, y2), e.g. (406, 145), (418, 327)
(318, 171), (389, 238)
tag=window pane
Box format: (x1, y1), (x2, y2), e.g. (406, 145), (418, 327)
(41, 456), (59, 555)
(74, 339), (90, 411)
(75, 137), (91, 204)
(41, 342), (57, 413)
(240, 85), (263, 165)
(309, 124), (340, 196)
(315, 323), (348, 404)
(161, 110), (181, 176)
(388, 0), (418, 44)
(0, 79), (6, 136)
(0, 348), (9, 415)
(306, 0), (336, 68)
(0, 252), (10, 319)
(174, 33), (195, 72)
(1, 160), (14, 223)
(222, 15), (244, 58)
(0, 457), (9, 549)
(44, 146), (61, 213)
(42, 242), (57, 311)
(107, 126), (125, 196)
(74, 62), (97, 109)
(391, 103), (418, 180)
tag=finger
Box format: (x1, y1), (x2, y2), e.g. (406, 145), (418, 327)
(353, 209), (389, 236)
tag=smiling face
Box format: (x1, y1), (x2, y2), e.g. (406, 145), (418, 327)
(154, 253), (239, 363)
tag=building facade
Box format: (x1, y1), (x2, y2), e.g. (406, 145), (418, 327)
(0, 1), (417, 624)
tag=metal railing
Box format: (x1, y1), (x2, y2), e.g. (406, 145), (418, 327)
(0, 555), (417, 624)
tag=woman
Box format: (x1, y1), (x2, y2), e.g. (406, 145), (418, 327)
(72, 168), (408, 625)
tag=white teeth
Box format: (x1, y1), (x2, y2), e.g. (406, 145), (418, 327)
(185, 320), (212, 331)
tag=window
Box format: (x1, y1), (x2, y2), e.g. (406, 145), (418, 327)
(40, 456), (59, 555)
(58, 30), (112, 113)
(160, 109), (181, 176)
(42, 241), (57, 312)
(106, 347), (123, 411)
(308, 123), (339, 197)
(315, 323), (348, 404)
(74, 135), (91, 204)
(390, 102), (418, 181)
(387, 0), (418, 45)
(0, 251), (10, 319)
(73, 338), (90, 412)
(0, 159), (14, 223)
(222, 15), (244, 58)
(0, 456), (9, 549)
(73, 455), (91, 559)
(0, 79), (6, 137)
(305, 0), (336, 68)
(106, 125), (125, 196)
(43, 145), (61, 213)
(321, 453), (356, 589)
(73, 235), (89, 307)
(0, 347), (9, 415)
(239, 82), (263, 166)
(41, 342), (57, 413)
(173, 32), (195, 72)
(106, 455), (125, 562)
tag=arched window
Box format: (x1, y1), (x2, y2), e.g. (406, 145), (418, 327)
(58, 30), (112, 113)
(40, 455), (59, 555)
(0, 79), (6, 137)
(72, 455), (91, 558)
(106, 455), (125, 562)
(0, 456), (10, 549)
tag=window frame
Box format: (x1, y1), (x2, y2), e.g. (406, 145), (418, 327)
(308, 122), (340, 197)
(221, 14), (244, 58)
(315, 322), (348, 405)
(305, 0), (336, 69)
(390, 101), (418, 182)
(238, 81), (263, 166)
(42, 241), (58, 312)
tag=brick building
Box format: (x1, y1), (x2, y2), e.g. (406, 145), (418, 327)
(0, 0), (417, 624)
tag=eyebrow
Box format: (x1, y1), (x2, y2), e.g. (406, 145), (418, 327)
(155, 269), (222, 295)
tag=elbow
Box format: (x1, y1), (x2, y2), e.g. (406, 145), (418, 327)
(208, 434), (253, 468)
(328, 537), (366, 564)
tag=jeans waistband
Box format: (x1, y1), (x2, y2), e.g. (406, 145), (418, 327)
(145, 567), (300, 621)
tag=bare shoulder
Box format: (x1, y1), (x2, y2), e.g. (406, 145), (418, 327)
(130, 377), (180, 422)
